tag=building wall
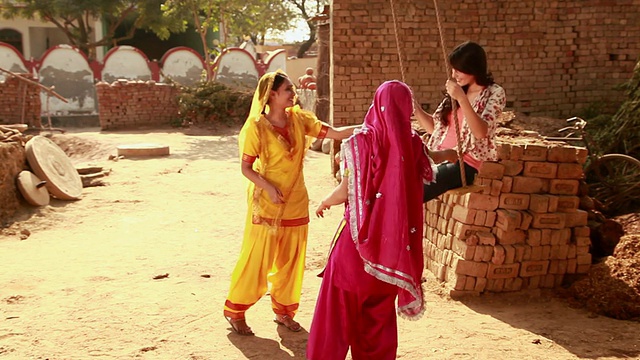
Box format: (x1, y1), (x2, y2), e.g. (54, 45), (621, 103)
(0, 18), (104, 60)
(330, 0), (640, 126)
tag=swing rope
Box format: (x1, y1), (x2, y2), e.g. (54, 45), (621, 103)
(432, 0), (467, 188)
(389, 0), (406, 83)
(389, 0), (471, 189)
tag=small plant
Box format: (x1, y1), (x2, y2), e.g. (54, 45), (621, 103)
(176, 80), (253, 126)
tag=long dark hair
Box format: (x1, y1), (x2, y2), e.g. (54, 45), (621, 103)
(272, 72), (289, 91)
(440, 41), (494, 125)
(262, 72), (290, 114)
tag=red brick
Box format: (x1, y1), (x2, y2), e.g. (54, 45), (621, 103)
(550, 245), (570, 260)
(520, 211), (533, 230)
(486, 278), (505, 292)
(504, 277), (524, 292)
(501, 176), (514, 192)
(523, 162), (558, 179)
(524, 276), (541, 289)
(549, 179), (580, 195)
(496, 209), (522, 231)
(505, 143), (524, 161)
(494, 228), (526, 245)
(474, 210), (487, 226)
(531, 212), (566, 229)
(492, 245), (506, 265)
(452, 205), (476, 224)
(484, 211), (497, 227)
(547, 146), (578, 163)
(477, 162), (505, 180)
(477, 231), (496, 246)
(514, 244), (527, 262)
(540, 229), (553, 245)
(487, 263), (520, 279)
(522, 144), (548, 161)
(520, 260), (550, 277)
(464, 276), (477, 291)
(463, 193), (500, 211)
(499, 193), (530, 210)
(453, 223), (491, 240)
(452, 239), (476, 260)
(474, 277), (487, 292)
(501, 160), (524, 176)
(565, 210), (589, 227)
(455, 260), (489, 277)
(576, 245), (590, 255)
(504, 244), (517, 264)
(541, 245), (552, 260)
(547, 196), (559, 212)
(576, 148), (588, 164)
(577, 264), (591, 274)
(529, 194), (551, 213)
(480, 246), (493, 262)
(490, 180), (503, 196)
(496, 142), (512, 161)
(530, 246), (543, 260)
(557, 163), (584, 179)
(576, 253), (592, 265)
(556, 196), (580, 212)
(512, 176), (550, 194)
(573, 226), (591, 237)
(527, 229), (541, 246)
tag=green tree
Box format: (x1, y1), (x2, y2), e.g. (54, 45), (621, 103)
(161, 0), (218, 81)
(224, 1), (293, 45)
(161, 0), (292, 81)
(0, 0), (184, 60)
(285, 0), (326, 58)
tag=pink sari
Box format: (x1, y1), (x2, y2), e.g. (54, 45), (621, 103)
(341, 80), (435, 318)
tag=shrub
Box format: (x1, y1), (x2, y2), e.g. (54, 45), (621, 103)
(175, 81), (253, 126)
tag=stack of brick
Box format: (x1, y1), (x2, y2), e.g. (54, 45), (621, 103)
(424, 137), (592, 295)
(96, 80), (179, 130)
(0, 74), (42, 128)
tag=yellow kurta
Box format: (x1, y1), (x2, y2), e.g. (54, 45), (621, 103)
(224, 105), (327, 319)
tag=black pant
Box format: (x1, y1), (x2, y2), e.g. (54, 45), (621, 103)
(423, 162), (478, 202)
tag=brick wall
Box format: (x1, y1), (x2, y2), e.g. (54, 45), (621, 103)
(330, 0), (640, 126)
(96, 80), (179, 130)
(424, 135), (592, 294)
(0, 75), (42, 128)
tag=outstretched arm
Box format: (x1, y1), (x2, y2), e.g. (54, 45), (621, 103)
(413, 100), (435, 134)
(316, 176), (348, 217)
(325, 125), (360, 141)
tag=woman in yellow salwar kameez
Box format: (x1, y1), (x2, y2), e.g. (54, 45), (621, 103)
(224, 70), (356, 336)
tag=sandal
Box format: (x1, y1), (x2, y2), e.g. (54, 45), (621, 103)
(225, 316), (255, 336)
(274, 314), (302, 332)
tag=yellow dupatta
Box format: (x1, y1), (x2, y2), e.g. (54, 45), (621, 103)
(238, 70), (309, 230)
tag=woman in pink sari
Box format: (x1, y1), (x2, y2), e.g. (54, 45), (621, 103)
(306, 81), (436, 360)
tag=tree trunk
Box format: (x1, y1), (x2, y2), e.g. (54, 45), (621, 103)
(296, 21), (316, 58)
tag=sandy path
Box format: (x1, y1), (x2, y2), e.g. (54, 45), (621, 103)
(1, 127), (639, 360)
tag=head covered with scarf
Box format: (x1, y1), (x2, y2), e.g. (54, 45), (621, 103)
(341, 80), (434, 318)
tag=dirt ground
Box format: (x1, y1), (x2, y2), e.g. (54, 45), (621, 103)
(1, 124), (640, 360)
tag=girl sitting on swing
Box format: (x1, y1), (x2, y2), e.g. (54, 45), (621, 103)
(414, 41), (506, 202)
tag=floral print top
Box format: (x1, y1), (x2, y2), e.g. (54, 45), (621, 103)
(427, 83), (506, 162)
